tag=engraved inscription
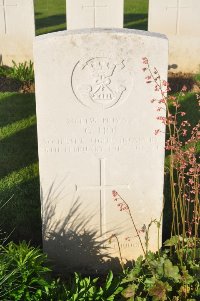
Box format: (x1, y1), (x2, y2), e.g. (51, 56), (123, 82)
(166, 0), (190, 34)
(71, 57), (133, 109)
(75, 158), (130, 236)
(42, 137), (160, 154)
(41, 117), (161, 154)
(0, 0), (18, 34)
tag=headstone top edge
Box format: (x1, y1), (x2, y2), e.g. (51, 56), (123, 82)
(35, 28), (168, 42)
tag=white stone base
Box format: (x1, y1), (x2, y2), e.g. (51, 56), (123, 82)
(0, 35), (34, 66)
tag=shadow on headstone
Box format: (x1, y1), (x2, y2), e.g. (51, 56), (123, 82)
(42, 185), (130, 275)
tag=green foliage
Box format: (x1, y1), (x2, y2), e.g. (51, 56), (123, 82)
(0, 241), (53, 301)
(10, 61), (34, 83)
(11, 61), (34, 83)
(57, 271), (123, 301)
(0, 239), (123, 301)
(0, 65), (10, 77)
(121, 247), (200, 301)
(0, 61), (34, 84)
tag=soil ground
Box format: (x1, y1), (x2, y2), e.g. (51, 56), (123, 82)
(168, 72), (200, 93)
(0, 77), (35, 93)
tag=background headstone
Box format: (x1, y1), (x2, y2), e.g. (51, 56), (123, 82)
(67, 0), (124, 29)
(34, 29), (168, 274)
(148, 0), (200, 73)
(0, 0), (35, 66)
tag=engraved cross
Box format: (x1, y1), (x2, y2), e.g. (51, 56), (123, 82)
(0, 0), (18, 34)
(75, 158), (130, 236)
(166, 0), (190, 34)
(82, 0), (108, 27)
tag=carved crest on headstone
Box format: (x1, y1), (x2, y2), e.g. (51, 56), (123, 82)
(71, 57), (132, 109)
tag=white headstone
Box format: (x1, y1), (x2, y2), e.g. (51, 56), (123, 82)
(67, 0), (124, 30)
(34, 29), (168, 273)
(0, 0), (35, 66)
(148, 0), (200, 73)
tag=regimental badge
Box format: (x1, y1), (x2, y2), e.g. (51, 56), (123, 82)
(71, 57), (133, 109)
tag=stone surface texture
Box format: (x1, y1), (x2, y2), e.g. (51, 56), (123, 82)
(34, 29), (168, 274)
(0, 0), (35, 66)
(148, 0), (200, 73)
(67, 0), (124, 29)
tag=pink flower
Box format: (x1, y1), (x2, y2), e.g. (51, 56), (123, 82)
(158, 99), (166, 104)
(182, 129), (187, 136)
(145, 75), (152, 80)
(142, 57), (148, 64)
(162, 80), (168, 86)
(112, 190), (118, 198)
(180, 112), (186, 116)
(181, 85), (187, 92)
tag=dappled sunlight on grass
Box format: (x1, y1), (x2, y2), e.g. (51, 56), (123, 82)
(34, 0), (66, 35)
(0, 92), (41, 245)
(0, 93), (36, 127)
(0, 163), (38, 192)
(124, 0), (148, 30)
(0, 115), (36, 141)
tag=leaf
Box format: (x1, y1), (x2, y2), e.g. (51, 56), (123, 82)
(149, 280), (172, 301)
(164, 259), (180, 282)
(105, 271), (113, 290)
(122, 256), (143, 283)
(122, 284), (137, 299)
(181, 266), (194, 285)
(164, 236), (183, 247)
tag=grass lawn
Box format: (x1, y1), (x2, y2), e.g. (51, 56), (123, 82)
(0, 93), (41, 245)
(34, 0), (66, 35)
(0, 0), (199, 245)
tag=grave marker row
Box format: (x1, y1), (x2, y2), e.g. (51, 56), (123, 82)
(148, 0), (200, 73)
(0, 0), (35, 66)
(1, 0), (199, 73)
